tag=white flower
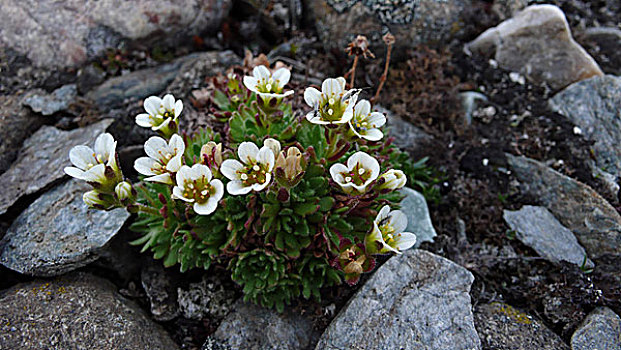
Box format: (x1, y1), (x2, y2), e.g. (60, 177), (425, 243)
(172, 164), (224, 215)
(135, 94), (183, 132)
(304, 77), (358, 125)
(378, 169), (407, 191)
(329, 151), (380, 194)
(83, 190), (112, 209)
(64, 133), (121, 190)
(220, 142), (275, 195)
(348, 99), (386, 141)
(134, 134), (185, 185)
(365, 206), (417, 254)
(243, 66), (294, 99)
(114, 181), (136, 205)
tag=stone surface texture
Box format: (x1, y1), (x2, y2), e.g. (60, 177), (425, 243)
(467, 4), (603, 90)
(177, 275), (236, 321)
(315, 249), (481, 350)
(306, 0), (525, 61)
(207, 300), (315, 350)
(549, 75), (621, 177)
(141, 262), (180, 321)
(571, 307), (621, 350)
(0, 273), (179, 349)
(474, 302), (569, 350)
(0, 0), (232, 68)
(400, 187), (437, 247)
(0, 119), (113, 215)
(23, 84), (77, 116)
(380, 105), (436, 158)
(503, 205), (593, 267)
(506, 154), (621, 259)
(0, 94), (45, 173)
(0, 179), (129, 276)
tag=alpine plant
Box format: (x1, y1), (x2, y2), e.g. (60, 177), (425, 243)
(64, 61), (424, 312)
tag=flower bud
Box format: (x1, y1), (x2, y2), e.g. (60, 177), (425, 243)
(201, 142), (223, 169)
(83, 190), (115, 210)
(263, 138), (281, 157)
(114, 181), (136, 206)
(377, 169), (407, 191)
(275, 147), (304, 187)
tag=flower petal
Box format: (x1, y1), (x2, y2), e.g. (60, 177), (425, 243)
(336, 77), (346, 91)
(168, 134), (185, 154)
(94, 133), (115, 161)
(69, 145), (97, 170)
(176, 165), (193, 187)
(256, 146), (275, 171)
(174, 99), (183, 118)
(81, 164), (107, 183)
(243, 76), (259, 92)
(220, 159), (244, 180)
(145, 173), (173, 185)
(193, 163), (212, 182)
(304, 87), (321, 108)
(211, 179), (225, 202)
(193, 200), (217, 215)
(227, 180), (252, 195)
(252, 173), (271, 192)
(389, 210), (408, 233)
(166, 154), (183, 172)
(134, 157), (159, 176)
(322, 78), (340, 97)
(136, 113), (153, 127)
(253, 65), (271, 80)
(354, 99), (371, 116)
(272, 68), (291, 88)
(144, 136), (169, 161)
(392, 232), (417, 251)
(152, 117), (171, 131)
(64, 166), (85, 180)
(362, 128), (384, 141)
(173, 186), (193, 202)
(237, 142), (260, 164)
(162, 94), (175, 111)
(306, 111), (330, 125)
(367, 112), (386, 128)
(144, 96), (162, 116)
(376, 205), (391, 223)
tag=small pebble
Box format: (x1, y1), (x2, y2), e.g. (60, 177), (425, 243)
(573, 126), (582, 135)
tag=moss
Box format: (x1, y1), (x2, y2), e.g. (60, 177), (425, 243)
(492, 302), (533, 325)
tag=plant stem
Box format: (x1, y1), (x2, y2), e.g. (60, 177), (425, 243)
(136, 203), (160, 216)
(371, 40), (394, 105)
(349, 55), (359, 88)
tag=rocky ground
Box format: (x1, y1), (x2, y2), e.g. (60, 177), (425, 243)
(1, 0), (620, 349)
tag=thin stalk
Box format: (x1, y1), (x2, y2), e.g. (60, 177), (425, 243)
(349, 55), (359, 88)
(371, 38), (394, 105)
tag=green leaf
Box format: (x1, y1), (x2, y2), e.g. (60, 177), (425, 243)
(294, 202), (319, 216)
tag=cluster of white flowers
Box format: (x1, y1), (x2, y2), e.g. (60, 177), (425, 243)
(65, 63), (414, 254)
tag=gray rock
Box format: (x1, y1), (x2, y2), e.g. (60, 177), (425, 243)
(0, 273), (179, 349)
(0, 119), (113, 215)
(474, 302), (569, 350)
(0, 179), (129, 276)
(77, 64), (108, 94)
(315, 249), (481, 350)
(22, 84), (77, 116)
(506, 154), (621, 259)
(379, 105), (436, 157)
(467, 4), (603, 90)
(571, 307), (621, 350)
(177, 275), (236, 321)
(87, 54), (202, 109)
(503, 205), (593, 268)
(0, 0), (232, 69)
(306, 0), (526, 61)
(207, 300), (315, 350)
(0, 94), (45, 173)
(578, 27), (621, 76)
(549, 75), (621, 178)
(400, 187), (437, 247)
(141, 262), (180, 321)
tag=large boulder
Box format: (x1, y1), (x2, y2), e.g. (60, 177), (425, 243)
(503, 205), (593, 268)
(467, 4), (603, 91)
(506, 154), (621, 260)
(549, 75), (621, 178)
(0, 273), (179, 349)
(474, 303), (569, 350)
(315, 249), (481, 350)
(0, 94), (46, 173)
(0, 119), (113, 215)
(0, 179), (130, 276)
(205, 300), (316, 350)
(571, 307), (621, 350)
(0, 0), (232, 69)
